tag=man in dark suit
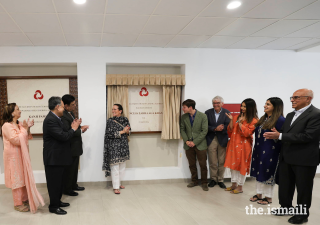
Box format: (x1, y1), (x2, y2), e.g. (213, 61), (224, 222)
(43, 96), (81, 215)
(205, 96), (230, 189)
(61, 94), (89, 196)
(264, 89), (320, 224)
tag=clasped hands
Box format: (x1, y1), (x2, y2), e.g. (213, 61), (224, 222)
(120, 125), (130, 135)
(215, 124), (224, 131)
(263, 128), (280, 139)
(186, 141), (195, 148)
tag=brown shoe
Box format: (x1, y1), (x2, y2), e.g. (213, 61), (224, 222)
(202, 184), (209, 191)
(187, 182), (198, 188)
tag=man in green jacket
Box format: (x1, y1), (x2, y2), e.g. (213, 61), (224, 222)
(180, 99), (209, 191)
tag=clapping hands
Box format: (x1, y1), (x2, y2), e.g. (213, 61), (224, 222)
(71, 118), (82, 131)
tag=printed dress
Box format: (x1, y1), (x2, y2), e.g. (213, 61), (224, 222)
(224, 116), (258, 176)
(250, 116), (285, 185)
(103, 116), (131, 177)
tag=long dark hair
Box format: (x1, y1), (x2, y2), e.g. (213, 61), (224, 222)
(238, 98), (258, 123)
(1, 103), (18, 127)
(255, 97), (284, 129)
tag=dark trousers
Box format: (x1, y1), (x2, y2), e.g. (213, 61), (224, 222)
(185, 147), (208, 184)
(45, 165), (66, 210)
(279, 160), (317, 216)
(63, 156), (80, 193)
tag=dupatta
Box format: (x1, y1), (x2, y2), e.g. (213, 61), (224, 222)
(19, 129), (45, 213)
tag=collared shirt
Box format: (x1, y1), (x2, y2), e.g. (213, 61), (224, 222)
(189, 110), (197, 127)
(50, 111), (62, 122)
(215, 108), (222, 122)
(279, 104), (312, 140)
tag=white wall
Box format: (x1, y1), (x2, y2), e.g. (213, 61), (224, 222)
(1, 47), (320, 184)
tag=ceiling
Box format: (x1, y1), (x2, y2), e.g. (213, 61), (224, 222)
(1, 0), (320, 51)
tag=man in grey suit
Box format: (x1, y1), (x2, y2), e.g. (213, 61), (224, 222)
(205, 96), (230, 189)
(265, 89), (320, 224)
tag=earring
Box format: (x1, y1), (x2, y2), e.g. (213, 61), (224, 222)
(12, 114), (14, 117)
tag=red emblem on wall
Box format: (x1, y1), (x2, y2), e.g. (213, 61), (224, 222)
(139, 87), (149, 97)
(34, 90), (44, 100)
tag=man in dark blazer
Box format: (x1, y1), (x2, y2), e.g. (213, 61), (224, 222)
(43, 96), (81, 215)
(264, 89), (320, 224)
(205, 96), (230, 189)
(61, 94), (89, 196)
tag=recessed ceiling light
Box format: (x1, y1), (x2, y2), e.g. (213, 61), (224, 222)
(73, 0), (86, 4)
(227, 1), (242, 9)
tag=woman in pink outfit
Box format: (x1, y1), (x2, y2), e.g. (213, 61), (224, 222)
(1, 103), (44, 213)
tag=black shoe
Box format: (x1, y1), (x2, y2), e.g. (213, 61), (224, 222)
(49, 207), (67, 215)
(73, 186), (85, 191)
(288, 216), (308, 224)
(217, 182), (226, 189)
(59, 202), (70, 207)
(208, 180), (217, 187)
(64, 191), (78, 196)
(271, 207), (295, 216)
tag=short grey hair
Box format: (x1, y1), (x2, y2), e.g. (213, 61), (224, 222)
(48, 96), (62, 110)
(212, 96), (224, 104)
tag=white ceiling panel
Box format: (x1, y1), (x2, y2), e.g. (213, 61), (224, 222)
(252, 20), (318, 37)
(11, 14), (61, 33)
(134, 34), (174, 47)
(101, 33), (138, 47)
(26, 33), (66, 46)
(0, 13), (20, 32)
(154, 0), (211, 16)
(166, 35), (209, 48)
(244, 0), (316, 19)
(200, 36), (244, 48)
(258, 37), (311, 49)
(104, 15), (148, 34)
(217, 18), (277, 37)
(65, 33), (101, 46)
(143, 16), (193, 35)
(228, 37), (277, 49)
(0, 33), (32, 46)
(286, 38), (320, 50)
(287, 22), (320, 38)
(287, 1), (320, 20)
(59, 14), (104, 33)
(200, 0), (264, 18)
(0, 0), (55, 13)
(180, 17), (235, 36)
(106, 0), (159, 15)
(53, 0), (106, 14)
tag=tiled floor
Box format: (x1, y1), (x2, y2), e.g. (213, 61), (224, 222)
(1, 177), (320, 225)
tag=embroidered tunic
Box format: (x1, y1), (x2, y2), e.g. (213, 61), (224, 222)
(103, 116), (131, 177)
(224, 116), (258, 176)
(250, 116), (285, 185)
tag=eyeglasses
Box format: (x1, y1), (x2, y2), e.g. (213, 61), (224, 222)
(213, 102), (221, 105)
(290, 96), (309, 101)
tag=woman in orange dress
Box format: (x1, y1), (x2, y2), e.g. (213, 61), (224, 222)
(1, 103), (44, 213)
(224, 98), (258, 194)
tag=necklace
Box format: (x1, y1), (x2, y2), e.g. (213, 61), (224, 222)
(258, 117), (271, 138)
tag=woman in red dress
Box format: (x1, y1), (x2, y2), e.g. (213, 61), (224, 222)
(224, 98), (258, 194)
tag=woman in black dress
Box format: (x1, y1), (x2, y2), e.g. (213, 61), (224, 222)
(103, 104), (131, 194)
